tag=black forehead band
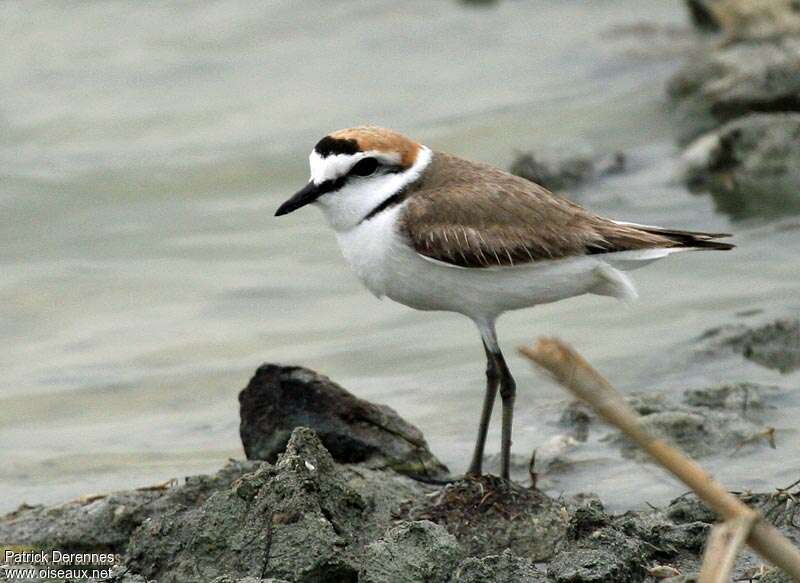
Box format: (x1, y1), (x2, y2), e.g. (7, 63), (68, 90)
(314, 136), (360, 157)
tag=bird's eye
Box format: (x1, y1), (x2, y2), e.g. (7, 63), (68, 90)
(350, 157), (379, 177)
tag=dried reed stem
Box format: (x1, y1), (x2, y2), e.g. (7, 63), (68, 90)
(518, 338), (800, 581)
(697, 511), (758, 583)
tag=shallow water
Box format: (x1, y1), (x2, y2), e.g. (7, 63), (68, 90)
(2, 1), (799, 514)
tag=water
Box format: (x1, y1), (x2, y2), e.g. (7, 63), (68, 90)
(2, 1), (799, 514)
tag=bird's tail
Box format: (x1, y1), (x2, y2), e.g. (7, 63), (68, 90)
(614, 221), (736, 251)
(634, 225), (735, 251)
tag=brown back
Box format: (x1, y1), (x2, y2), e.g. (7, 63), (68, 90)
(399, 152), (731, 268)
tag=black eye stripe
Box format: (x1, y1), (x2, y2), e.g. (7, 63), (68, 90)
(313, 159), (406, 198)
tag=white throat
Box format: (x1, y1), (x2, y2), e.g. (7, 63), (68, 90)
(314, 146), (432, 232)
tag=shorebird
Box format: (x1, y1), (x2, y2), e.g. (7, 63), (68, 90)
(275, 126), (733, 480)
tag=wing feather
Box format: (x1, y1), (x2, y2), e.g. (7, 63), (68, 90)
(398, 153), (732, 268)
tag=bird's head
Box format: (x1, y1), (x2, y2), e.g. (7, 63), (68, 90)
(275, 126), (431, 231)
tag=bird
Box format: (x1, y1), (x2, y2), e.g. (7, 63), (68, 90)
(274, 125), (733, 481)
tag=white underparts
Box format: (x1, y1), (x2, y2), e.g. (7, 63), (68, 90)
(591, 263), (638, 301)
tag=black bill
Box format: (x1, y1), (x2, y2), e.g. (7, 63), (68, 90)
(274, 181), (322, 216)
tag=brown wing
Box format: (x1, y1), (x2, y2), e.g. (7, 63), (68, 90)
(399, 153), (732, 268)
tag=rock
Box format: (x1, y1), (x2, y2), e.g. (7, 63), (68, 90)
(724, 318), (800, 373)
(609, 405), (765, 459)
(239, 364), (448, 480)
(667, 38), (800, 145)
(452, 549), (547, 583)
(666, 494), (718, 525)
(211, 578), (290, 583)
(559, 401), (593, 442)
(359, 520), (462, 583)
(682, 0), (800, 39)
(82, 567), (152, 583)
(685, 0), (723, 31)
(700, 318), (800, 372)
(613, 508), (711, 555)
(627, 393), (671, 416)
(459, 0), (500, 6)
(682, 382), (776, 411)
(509, 150), (625, 192)
(399, 475), (568, 560)
(760, 567), (795, 583)
(564, 381), (777, 461)
(0, 459), (261, 555)
(682, 114), (800, 219)
(547, 499), (705, 583)
(548, 549), (637, 583)
(125, 428), (427, 583)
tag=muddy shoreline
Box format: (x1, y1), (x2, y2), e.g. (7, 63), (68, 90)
(2, 317), (799, 582)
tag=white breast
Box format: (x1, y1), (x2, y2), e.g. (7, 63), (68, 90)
(335, 206), (405, 299)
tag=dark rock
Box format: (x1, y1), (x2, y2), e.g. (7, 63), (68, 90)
(453, 549), (547, 583)
(760, 567), (795, 583)
(724, 318), (800, 373)
(398, 475), (568, 560)
(627, 393), (670, 416)
(211, 578), (290, 583)
(509, 150), (625, 192)
(359, 520), (462, 583)
(666, 494), (718, 525)
(608, 407), (762, 459)
(699, 318), (800, 372)
(125, 428), (427, 583)
(667, 38), (800, 145)
(555, 381), (776, 465)
(614, 510), (711, 555)
(682, 382), (776, 411)
(239, 364), (448, 479)
(559, 401), (593, 442)
(0, 459), (261, 555)
(547, 501), (697, 583)
(82, 567), (151, 583)
(682, 114), (800, 219)
(682, 0), (800, 39)
(685, 0), (722, 31)
(572, 382), (775, 460)
(562, 506), (650, 564)
(567, 499), (609, 538)
(548, 548), (636, 583)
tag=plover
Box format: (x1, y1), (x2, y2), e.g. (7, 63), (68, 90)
(275, 126), (733, 480)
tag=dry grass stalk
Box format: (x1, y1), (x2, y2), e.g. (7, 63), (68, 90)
(697, 510), (758, 583)
(518, 338), (800, 581)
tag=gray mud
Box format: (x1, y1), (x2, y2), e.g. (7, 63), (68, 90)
(3, 425), (798, 582)
(3, 343), (800, 583)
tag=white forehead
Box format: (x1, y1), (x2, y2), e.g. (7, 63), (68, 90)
(308, 150), (401, 185)
(309, 151), (359, 185)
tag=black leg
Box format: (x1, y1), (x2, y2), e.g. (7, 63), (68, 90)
(495, 349), (516, 481)
(467, 342), (500, 476)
